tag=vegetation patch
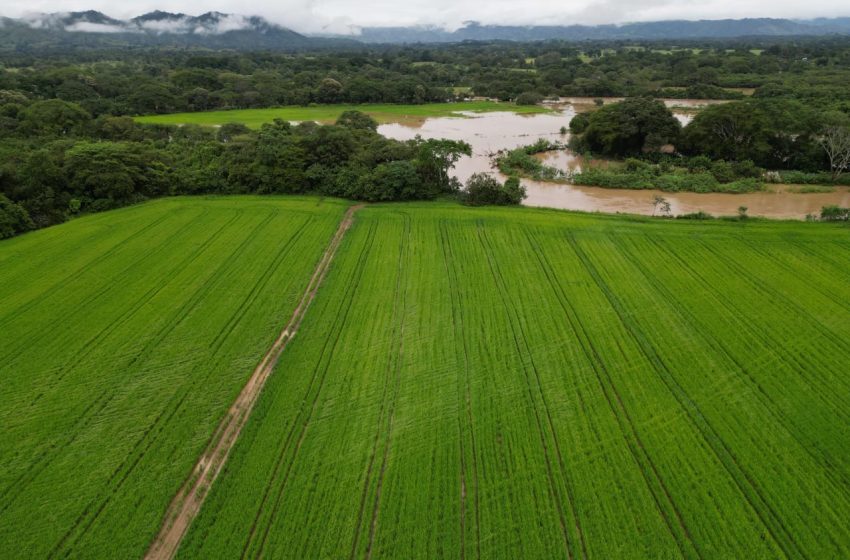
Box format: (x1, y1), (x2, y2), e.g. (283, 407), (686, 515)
(134, 102), (551, 128)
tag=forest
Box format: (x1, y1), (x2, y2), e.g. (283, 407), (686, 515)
(2, 38), (850, 236)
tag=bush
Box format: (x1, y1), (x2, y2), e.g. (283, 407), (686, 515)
(710, 160), (736, 183)
(569, 113), (590, 134)
(515, 91), (543, 106)
(676, 211), (715, 220)
(462, 173), (526, 206)
(820, 205), (850, 221)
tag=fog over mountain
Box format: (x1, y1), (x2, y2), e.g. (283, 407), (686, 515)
(2, 10), (850, 50)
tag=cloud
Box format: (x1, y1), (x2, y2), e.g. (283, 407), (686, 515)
(135, 18), (193, 33)
(1, 0), (849, 35)
(194, 14), (253, 34)
(65, 21), (128, 32)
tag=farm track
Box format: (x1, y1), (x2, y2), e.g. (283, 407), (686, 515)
(5, 199), (850, 559)
(48, 212), (320, 558)
(143, 204), (363, 560)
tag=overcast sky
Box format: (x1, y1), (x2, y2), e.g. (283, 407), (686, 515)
(3, 0), (849, 34)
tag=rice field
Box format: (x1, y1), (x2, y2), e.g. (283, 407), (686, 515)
(177, 202), (850, 559)
(0, 196), (348, 558)
(2, 198), (850, 558)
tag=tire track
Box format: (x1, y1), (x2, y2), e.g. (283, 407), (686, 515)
(735, 236), (850, 315)
(696, 238), (850, 358)
(144, 204), (364, 560)
(644, 235), (850, 421)
(523, 227), (700, 560)
(616, 235), (850, 492)
(58, 213), (323, 557)
(439, 220), (481, 560)
(361, 214), (409, 560)
(236, 221), (376, 560)
(245, 220), (377, 560)
(22, 210), (244, 412)
(49, 210), (285, 556)
(349, 215), (408, 560)
(0, 209), (250, 515)
(568, 233), (807, 560)
(477, 221), (585, 560)
(0, 209), (176, 331)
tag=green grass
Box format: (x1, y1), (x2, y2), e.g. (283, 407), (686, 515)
(134, 101), (550, 128)
(3, 198), (850, 558)
(0, 196), (349, 558)
(174, 201), (850, 559)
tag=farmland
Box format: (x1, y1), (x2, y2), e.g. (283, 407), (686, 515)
(2, 198), (850, 558)
(0, 196), (348, 558)
(133, 101), (551, 128)
(177, 203), (850, 558)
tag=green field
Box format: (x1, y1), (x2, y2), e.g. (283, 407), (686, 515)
(0, 197), (349, 558)
(134, 102), (550, 128)
(2, 198), (850, 558)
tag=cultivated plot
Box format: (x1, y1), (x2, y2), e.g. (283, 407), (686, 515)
(0, 196), (348, 559)
(176, 204), (850, 559)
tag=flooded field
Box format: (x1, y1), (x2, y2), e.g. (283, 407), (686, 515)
(378, 102), (850, 219)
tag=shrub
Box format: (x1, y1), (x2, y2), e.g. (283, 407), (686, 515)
(820, 205), (850, 221)
(569, 113), (590, 134)
(676, 211), (715, 220)
(515, 91), (543, 106)
(462, 173), (526, 206)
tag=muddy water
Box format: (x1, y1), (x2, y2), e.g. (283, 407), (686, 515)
(377, 105), (850, 219)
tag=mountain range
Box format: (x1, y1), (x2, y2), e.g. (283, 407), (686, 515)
(2, 11), (850, 51)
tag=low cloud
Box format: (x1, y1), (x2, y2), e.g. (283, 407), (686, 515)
(2, 0), (849, 35)
(65, 21), (128, 32)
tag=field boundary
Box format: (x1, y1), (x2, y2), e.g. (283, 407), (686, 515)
(143, 204), (363, 560)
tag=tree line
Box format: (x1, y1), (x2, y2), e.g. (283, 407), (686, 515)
(3, 38), (850, 118)
(0, 105), (476, 238)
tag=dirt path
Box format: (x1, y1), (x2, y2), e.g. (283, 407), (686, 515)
(144, 204), (363, 560)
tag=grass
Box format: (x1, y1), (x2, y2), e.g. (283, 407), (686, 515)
(0, 196), (349, 558)
(3, 198), (850, 558)
(134, 101), (551, 128)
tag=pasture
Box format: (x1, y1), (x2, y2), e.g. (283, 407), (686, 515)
(2, 198), (850, 558)
(133, 102), (550, 128)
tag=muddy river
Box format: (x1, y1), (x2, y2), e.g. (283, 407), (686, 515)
(378, 101), (850, 219)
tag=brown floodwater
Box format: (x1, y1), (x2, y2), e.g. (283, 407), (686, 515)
(377, 106), (850, 219)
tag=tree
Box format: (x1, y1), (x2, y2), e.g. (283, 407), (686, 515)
(0, 194), (34, 238)
(652, 195), (671, 217)
(816, 125), (850, 180)
(316, 78), (344, 103)
(462, 173), (526, 206)
(64, 142), (170, 210)
(577, 98), (681, 157)
(515, 91), (543, 106)
(336, 110), (378, 132)
(20, 99), (91, 136)
(413, 138), (472, 195)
